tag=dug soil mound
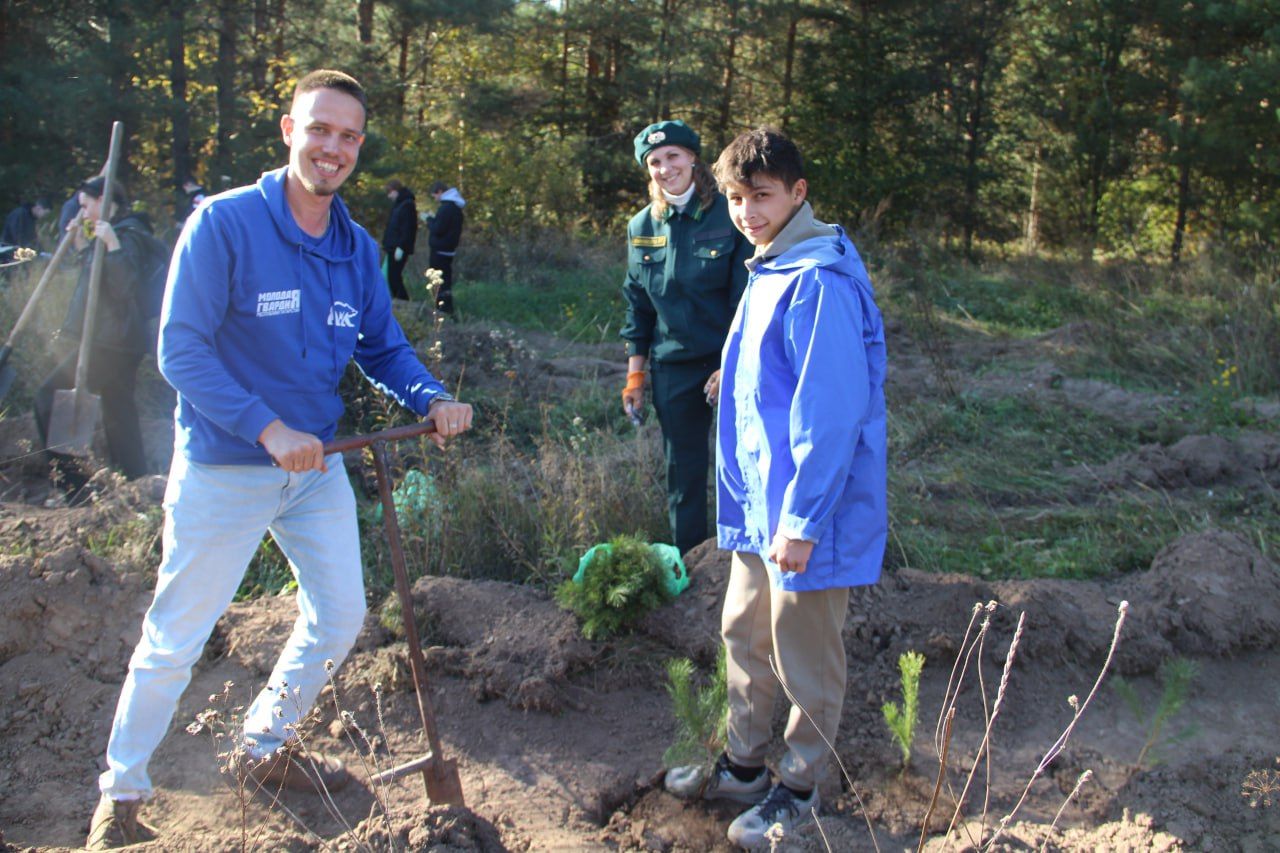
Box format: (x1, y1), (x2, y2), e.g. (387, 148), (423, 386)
(3, 507), (1279, 849)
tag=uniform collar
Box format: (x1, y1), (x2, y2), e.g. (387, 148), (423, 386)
(660, 196), (705, 223)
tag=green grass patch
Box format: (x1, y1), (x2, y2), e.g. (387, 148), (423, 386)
(928, 268), (1105, 336)
(454, 268), (626, 344)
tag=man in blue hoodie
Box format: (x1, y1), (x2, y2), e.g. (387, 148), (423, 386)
(86, 70), (475, 849)
(664, 128), (887, 849)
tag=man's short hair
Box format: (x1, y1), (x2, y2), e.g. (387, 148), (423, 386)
(34, 195), (52, 211)
(79, 175), (129, 211)
(292, 69), (368, 115)
(713, 127), (805, 191)
(385, 179), (405, 193)
(429, 180), (449, 195)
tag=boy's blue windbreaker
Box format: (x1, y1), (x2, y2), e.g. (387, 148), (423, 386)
(716, 225), (887, 591)
(158, 167), (449, 465)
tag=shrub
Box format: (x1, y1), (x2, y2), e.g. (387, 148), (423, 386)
(555, 534), (674, 640)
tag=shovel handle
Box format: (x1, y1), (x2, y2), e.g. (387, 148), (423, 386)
(3, 227), (78, 349)
(72, 121), (125, 399)
(322, 419), (437, 455)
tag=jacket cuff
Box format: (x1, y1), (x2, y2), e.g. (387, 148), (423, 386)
(625, 339), (651, 358)
(237, 404), (281, 447)
(778, 513), (824, 543)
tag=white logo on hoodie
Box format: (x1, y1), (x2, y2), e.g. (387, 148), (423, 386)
(257, 289), (301, 317)
(327, 301), (359, 328)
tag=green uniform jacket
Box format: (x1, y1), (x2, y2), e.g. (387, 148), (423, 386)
(621, 193), (751, 364)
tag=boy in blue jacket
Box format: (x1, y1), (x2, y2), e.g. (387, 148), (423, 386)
(665, 128), (887, 848)
(86, 70), (474, 848)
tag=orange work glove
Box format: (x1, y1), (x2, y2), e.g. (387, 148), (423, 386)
(622, 370), (646, 411)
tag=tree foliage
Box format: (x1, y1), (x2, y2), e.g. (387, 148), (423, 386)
(1, 0), (1275, 260)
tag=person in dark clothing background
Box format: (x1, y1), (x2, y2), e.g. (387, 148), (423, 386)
(2, 196), (51, 256)
(177, 176), (207, 225)
(34, 176), (155, 488)
(426, 179), (465, 313)
(381, 179), (417, 300)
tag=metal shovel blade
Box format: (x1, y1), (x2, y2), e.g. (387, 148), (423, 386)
(424, 756), (465, 806)
(46, 387), (101, 457)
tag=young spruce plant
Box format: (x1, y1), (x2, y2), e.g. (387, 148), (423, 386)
(556, 534), (674, 640)
(663, 647), (728, 770)
(1114, 656), (1199, 772)
(882, 650), (925, 769)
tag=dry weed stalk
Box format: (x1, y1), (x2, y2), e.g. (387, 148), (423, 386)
(986, 600), (1128, 849)
(916, 599), (1126, 851)
(1242, 758), (1280, 808)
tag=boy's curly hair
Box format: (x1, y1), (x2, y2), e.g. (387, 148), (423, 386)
(712, 127), (805, 190)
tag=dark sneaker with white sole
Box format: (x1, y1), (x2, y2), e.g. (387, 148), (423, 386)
(664, 753), (771, 804)
(726, 782), (819, 849)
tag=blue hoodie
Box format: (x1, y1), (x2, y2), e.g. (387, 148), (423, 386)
(717, 204), (887, 591)
(159, 167), (449, 465)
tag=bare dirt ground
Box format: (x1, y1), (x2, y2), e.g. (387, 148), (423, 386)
(2, 321), (1280, 851)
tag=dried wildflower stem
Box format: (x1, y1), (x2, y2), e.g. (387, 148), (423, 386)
(917, 706), (955, 853)
(768, 654), (881, 853)
(988, 601), (1128, 849)
(930, 602), (995, 850)
(945, 613), (1026, 840)
(1039, 769), (1093, 852)
(935, 602), (984, 755)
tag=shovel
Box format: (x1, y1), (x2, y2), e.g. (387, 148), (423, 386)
(324, 420), (466, 807)
(47, 121), (124, 457)
(0, 226), (79, 400)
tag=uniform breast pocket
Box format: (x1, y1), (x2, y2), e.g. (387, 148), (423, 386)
(692, 236), (732, 263)
(631, 246), (667, 289)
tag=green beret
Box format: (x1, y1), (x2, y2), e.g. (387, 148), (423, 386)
(634, 120), (701, 165)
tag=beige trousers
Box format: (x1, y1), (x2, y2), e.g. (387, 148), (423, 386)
(722, 551), (850, 790)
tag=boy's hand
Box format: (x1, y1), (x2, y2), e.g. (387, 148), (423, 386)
(427, 399), (474, 448)
(768, 534), (815, 574)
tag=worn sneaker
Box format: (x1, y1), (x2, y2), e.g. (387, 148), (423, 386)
(664, 754), (771, 804)
(85, 794), (156, 850)
(236, 746), (350, 794)
(726, 782), (819, 849)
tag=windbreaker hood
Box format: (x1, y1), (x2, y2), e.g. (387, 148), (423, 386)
(256, 167), (358, 263)
(439, 187), (466, 207)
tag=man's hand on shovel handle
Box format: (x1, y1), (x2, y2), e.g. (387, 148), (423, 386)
(427, 399), (474, 449)
(260, 419), (327, 472)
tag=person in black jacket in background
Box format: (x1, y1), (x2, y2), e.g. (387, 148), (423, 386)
(34, 176), (154, 487)
(381, 179), (417, 300)
(426, 179), (464, 313)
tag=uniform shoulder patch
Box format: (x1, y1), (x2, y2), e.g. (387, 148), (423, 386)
(631, 235), (668, 248)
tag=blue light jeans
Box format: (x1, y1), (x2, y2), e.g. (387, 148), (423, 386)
(98, 452), (366, 799)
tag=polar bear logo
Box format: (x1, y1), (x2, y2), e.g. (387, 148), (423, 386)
(327, 301), (359, 328)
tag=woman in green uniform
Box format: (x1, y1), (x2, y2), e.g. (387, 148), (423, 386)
(621, 120), (751, 554)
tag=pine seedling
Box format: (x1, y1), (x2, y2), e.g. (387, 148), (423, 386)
(882, 650), (925, 768)
(663, 647), (728, 771)
(1114, 656), (1199, 770)
(556, 534), (674, 639)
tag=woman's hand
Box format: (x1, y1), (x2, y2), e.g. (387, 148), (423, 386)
(703, 369), (721, 405)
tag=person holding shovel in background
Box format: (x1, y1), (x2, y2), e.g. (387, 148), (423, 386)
(33, 176), (153, 494)
(620, 120), (752, 555)
(86, 69), (474, 848)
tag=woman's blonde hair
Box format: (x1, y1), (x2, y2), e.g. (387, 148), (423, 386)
(648, 157), (718, 220)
